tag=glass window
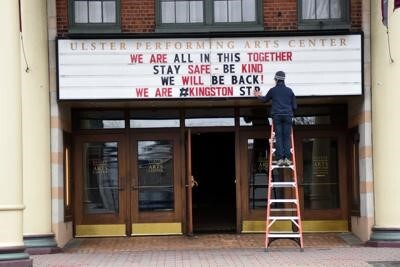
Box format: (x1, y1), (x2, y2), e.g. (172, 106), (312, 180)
(69, 0), (120, 33)
(83, 142), (120, 214)
(130, 109), (180, 128)
(248, 138), (284, 209)
(302, 138), (339, 209)
(240, 105), (346, 127)
(185, 108), (234, 127)
(248, 138), (268, 209)
(214, 0), (256, 23)
(293, 116), (331, 125)
(73, 110), (125, 130)
(298, 0), (349, 30)
(137, 140), (174, 211)
(157, 0), (262, 32)
(240, 107), (269, 127)
(161, 0), (204, 23)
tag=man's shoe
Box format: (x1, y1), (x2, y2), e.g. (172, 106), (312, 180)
(284, 158), (292, 166)
(277, 159), (284, 166)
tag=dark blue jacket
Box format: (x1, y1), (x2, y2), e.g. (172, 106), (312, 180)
(258, 81), (297, 116)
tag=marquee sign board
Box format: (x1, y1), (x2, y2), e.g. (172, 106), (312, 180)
(57, 34), (362, 100)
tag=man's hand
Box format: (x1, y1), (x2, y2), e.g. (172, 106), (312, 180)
(253, 90), (262, 97)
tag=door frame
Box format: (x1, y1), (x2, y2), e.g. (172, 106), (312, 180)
(184, 127), (239, 233)
(73, 132), (128, 236)
(294, 129), (348, 220)
(129, 129), (183, 235)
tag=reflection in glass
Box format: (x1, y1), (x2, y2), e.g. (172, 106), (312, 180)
(83, 142), (119, 214)
(185, 118), (234, 127)
(214, 0), (256, 22)
(75, 110), (125, 130)
(185, 108), (234, 127)
(161, 0), (204, 23)
(248, 138), (268, 209)
(138, 140), (174, 211)
(302, 138), (339, 209)
(75, 1), (88, 23)
(293, 116), (330, 125)
(130, 109), (180, 128)
(248, 138), (283, 209)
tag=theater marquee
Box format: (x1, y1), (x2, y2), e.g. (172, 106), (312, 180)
(57, 34), (362, 100)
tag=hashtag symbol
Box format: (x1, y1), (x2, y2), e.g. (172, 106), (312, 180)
(180, 87), (189, 97)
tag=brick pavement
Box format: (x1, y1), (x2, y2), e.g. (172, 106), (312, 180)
(31, 233), (400, 267)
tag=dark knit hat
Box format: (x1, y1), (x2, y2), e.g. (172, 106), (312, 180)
(274, 71), (286, 81)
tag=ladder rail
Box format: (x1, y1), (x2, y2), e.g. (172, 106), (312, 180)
(265, 123), (275, 249)
(290, 127), (304, 249)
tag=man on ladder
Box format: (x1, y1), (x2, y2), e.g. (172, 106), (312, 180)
(254, 71), (297, 166)
(254, 71), (303, 252)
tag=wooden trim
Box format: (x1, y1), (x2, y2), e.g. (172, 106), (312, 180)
(234, 108), (242, 233)
(242, 220), (348, 233)
(185, 129), (193, 235)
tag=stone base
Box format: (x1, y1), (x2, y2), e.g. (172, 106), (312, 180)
(0, 246), (31, 267)
(24, 234), (61, 255)
(0, 259), (32, 267)
(25, 246), (62, 255)
(366, 227), (400, 248)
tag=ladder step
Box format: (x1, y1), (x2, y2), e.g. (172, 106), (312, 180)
(270, 208), (297, 212)
(268, 216), (299, 220)
(268, 233), (302, 238)
(269, 199), (297, 203)
(271, 165), (294, 169)
(270, 182), (296, 188)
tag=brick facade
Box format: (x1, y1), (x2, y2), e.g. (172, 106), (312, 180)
(121, 0), (155, 32)
(56, 0), (362, 36)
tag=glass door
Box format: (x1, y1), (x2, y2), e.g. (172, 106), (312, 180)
(295, 131), (348, 221)
(73, 133), (127, 236)
(130, 131), (182, 235)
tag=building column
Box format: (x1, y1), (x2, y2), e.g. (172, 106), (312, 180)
(368, 0), (400, 247)
(0, 1), (32, 266)
(20, 0), (60, 254)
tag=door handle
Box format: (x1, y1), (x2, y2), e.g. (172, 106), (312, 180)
(191, 176), (198, 188)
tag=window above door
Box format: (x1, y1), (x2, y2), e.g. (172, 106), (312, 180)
(68, 0), (121, 33)
(298, 0), (350, 30)
(156, 0), (264, 32)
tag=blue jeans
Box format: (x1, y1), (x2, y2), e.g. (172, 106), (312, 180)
(273, 115), (292, 160)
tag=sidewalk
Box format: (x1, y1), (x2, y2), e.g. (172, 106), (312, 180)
(31, 233), (400, 267)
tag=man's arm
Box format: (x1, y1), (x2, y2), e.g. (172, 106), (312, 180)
(253, 89), (272, 103)
(292, 92), (297, 113)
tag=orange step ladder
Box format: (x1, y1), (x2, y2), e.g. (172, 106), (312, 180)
(265, 123), (304, 252)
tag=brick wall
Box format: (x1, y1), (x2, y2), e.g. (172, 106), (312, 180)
(351, 0), (362, 29)
(56, 0), (68, 35)
(121, 0), (155, 32)
(56, 0), (362, 36)
(264, 0), (297, 31)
